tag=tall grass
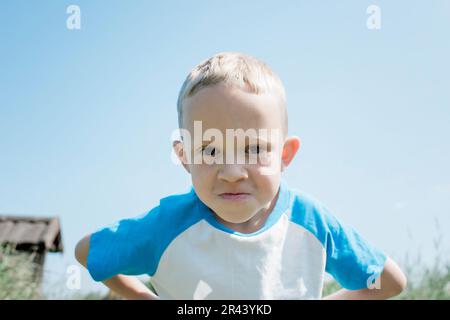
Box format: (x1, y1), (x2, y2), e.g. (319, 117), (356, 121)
(0, 244), (41, 299)
(396, 228), (450, 300)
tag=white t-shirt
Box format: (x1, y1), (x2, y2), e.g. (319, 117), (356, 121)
(87, 180), (386, 299)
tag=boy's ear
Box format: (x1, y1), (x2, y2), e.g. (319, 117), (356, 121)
(172, 140), (191, 174)
(281, 136), (301, 172)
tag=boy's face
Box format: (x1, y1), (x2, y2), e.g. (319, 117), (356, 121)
(174, 83), (300, 227)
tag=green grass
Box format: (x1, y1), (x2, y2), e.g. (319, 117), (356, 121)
(0, 244), (41, 299)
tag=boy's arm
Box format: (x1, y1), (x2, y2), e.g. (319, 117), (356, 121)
(75, 234), (159, 300)
(322, 256), (407, 300)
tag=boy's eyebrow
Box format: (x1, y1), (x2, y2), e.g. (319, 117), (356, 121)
(198, 137), (272, 146)
(252, 137), (271, 144)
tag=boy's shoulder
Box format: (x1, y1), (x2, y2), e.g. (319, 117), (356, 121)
(94, 187), (203, 247)
(159, 186), (198, 209)
(139, 186), (204, 229)
(284, 186), (344, 246)
(286, 186), (336, 220)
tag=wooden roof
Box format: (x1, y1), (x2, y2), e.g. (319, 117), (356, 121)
(0, 215), (63, 253)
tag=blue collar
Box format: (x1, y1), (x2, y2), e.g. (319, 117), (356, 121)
(192, 179), (291, 237)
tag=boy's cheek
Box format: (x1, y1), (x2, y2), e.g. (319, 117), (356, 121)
(259, 166), (281, 176)
(190, 166), (213, 182)
(257, 154), (282, 176)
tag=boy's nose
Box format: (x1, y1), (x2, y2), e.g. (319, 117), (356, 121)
(217, 164), (248, 183)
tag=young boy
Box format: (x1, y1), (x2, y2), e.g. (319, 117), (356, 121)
(75, 52), (407, 300)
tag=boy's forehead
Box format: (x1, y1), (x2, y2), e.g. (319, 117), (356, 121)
(182, 84), (285, 135)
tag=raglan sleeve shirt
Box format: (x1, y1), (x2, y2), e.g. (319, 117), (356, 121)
(86, 185), (388, 295)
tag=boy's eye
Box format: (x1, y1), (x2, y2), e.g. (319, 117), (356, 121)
(202, 146), (216, 156)
(201, 144), (269, 157)
(245, 144), (265, 154)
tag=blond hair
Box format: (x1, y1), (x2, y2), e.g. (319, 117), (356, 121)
(176, 52), (288, 136)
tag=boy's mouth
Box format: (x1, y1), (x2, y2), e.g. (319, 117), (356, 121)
(218, 193), (251, 201)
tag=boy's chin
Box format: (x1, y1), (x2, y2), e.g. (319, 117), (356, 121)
(214, 211), (257, 225)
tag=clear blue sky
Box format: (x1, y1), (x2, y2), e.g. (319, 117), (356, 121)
(1, 1), (449, 297)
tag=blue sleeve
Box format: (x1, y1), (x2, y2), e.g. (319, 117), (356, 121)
(322, 205), (387, 290)
(290, 190), (387, 291)
(86, 206), (160, 282)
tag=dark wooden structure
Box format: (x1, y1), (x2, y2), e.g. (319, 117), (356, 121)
(0, 215), (63, 284)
